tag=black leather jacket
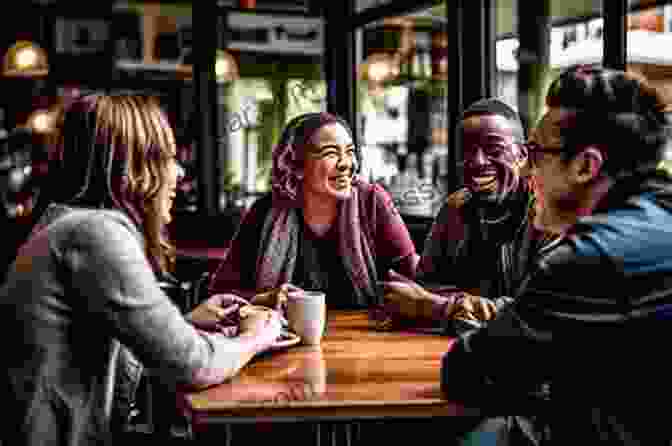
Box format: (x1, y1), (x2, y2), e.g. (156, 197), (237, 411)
(442, 170), (672, 444)
(419, 184), (541, 299)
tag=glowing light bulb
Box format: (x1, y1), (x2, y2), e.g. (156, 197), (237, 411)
(30, 110), (53, 133)
(215, 57), (228, 78)
(15, 47), (38, 69)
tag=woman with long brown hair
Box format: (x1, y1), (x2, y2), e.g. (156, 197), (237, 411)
(0, 94), (284, 446)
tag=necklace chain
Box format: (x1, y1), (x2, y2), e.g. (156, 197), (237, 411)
(480, 211), (510, 224)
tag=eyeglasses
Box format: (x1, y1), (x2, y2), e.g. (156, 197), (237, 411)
(525, 141), (564, 168)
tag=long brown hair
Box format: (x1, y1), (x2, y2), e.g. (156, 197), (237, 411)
(46, 93), (176, 274)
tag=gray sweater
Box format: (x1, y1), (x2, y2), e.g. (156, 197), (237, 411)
(0, 205), (245, 445)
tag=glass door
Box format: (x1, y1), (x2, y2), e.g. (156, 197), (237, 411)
(356, 3), (448, 219)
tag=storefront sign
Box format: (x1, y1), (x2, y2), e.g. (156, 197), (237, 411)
(226, 12), (323, 55)
(355, 0), (394, 13)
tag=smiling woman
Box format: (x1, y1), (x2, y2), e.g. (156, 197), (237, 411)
(209, 111), (419, 309)
(302, 121), (358, 207)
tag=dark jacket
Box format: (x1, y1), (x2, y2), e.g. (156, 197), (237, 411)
(441, 169), (672, 444)
(419, 183), (545, 299)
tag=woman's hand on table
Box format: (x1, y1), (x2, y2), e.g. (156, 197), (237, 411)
(187, 293), (249, 332)
(251, 283), (304, 312)
(238, 306), (284, 352)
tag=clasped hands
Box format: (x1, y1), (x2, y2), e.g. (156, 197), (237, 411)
(375, 279), (499, 330)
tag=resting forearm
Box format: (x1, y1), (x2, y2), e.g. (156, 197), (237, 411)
(189, 332), (265, 389)
(69, 214), (269, 391)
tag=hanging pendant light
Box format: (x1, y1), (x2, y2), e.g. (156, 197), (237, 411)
(2, 40), (49, 77)
(27, 109), (57, 134)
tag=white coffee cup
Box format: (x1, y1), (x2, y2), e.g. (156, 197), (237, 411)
(286, 290), (326, 345)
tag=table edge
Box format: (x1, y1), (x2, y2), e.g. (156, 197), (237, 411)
(184, 400), (475, 425)
(186, 397), (450, 411)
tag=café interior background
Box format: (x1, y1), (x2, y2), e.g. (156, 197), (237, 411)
(1, 0), (672, 223)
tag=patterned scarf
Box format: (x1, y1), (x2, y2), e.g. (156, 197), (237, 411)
(255, 180), (380, 307)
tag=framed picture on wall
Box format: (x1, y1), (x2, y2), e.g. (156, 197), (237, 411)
(50, 12), (114, 83)
(54, 16), (109, 55)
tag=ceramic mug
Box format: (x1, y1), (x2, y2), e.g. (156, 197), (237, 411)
(286, 290), (326, 345)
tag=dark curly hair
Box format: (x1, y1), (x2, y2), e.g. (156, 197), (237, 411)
(271, 112), (362, 204)
(545, 65), (670, 177)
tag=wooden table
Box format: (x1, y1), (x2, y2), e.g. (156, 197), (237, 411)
(178, 310), (478, 444)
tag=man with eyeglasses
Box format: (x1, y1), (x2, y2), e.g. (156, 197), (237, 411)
(372, 97), (554, 445)
(441, 66), (672, 444)
(419, 97), (550, 297)
(378, 98), (555, 332)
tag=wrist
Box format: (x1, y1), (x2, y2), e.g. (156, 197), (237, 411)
(431, 296), (455, 321)
(238, 331), (269, 355)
